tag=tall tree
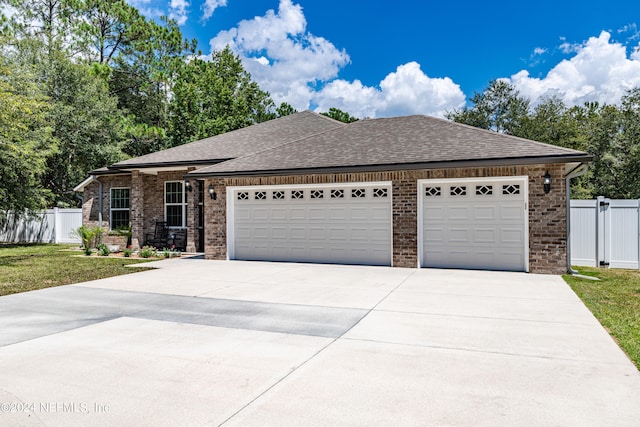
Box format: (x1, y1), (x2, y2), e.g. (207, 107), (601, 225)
(168, 46), (275, 146)
(39, 56), (127, 205)
(276, 102), (297, 117)
(0, 54), (56, 212)
(320, 107), (359, 123)
(446, 80), (529, 134)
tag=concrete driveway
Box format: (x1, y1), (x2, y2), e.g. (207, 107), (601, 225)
(0, 258), (639, 426)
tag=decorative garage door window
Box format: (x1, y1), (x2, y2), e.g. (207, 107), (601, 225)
(351, 188), (366, 198)
(502, 184), (520, 195)
(234, 187), (397, 202)
(475, 185), (493, 195)
(450, 186), (467, 196)
(231, 183), (393, 266)
(373, 188), (388, 198)
(425, 186), (441, 197)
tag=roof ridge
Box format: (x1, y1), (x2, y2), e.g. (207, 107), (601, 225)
(417, 114), (585, 154)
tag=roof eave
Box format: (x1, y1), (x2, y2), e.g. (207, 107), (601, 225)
(109, 159), (231, 170)
(188, 154), (593, 178)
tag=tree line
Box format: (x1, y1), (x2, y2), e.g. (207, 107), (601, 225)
(1, 1), (638, 214)
(447, 80), (640, 199)
(0, 0), (298, 212)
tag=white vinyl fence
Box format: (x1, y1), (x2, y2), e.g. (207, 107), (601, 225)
(570, 197), (640, 269)
(0, 208), (83, 244)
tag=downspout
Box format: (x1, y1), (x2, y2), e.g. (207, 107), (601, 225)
(97, 178), (103, 228)
(566, 163), (589, 275)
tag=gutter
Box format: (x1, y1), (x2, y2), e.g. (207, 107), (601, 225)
(98, 178), (103, 228)
(565, 163), (598, 279)
(188, 154), (593, 178)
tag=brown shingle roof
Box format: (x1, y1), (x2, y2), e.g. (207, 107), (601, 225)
(190, 114), (591, 177)
(108, 111), (345, 169)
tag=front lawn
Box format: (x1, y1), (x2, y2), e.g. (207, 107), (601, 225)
(564, 267), (640, 369)
(0, 244), (154, 297)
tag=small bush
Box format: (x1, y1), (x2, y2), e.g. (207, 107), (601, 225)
(163, 249), (171, 258)
(123, 248), (132, 257)
(72, 225), (105, 250)
(97, 244), (110, 256)
(170, 250), (181, 258)
(83, 246), (93, 256)
(139, 246), (156, 259)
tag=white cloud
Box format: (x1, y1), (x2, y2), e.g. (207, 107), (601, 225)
(126, 0), (164, 19)
(509, 31), (640, 107)
(313, 62), (465, 118)
(169, 0), (189, 25)
(533, 47), (547, 55)
(201, 0), (227, 22)
(208, 0), (464, 118)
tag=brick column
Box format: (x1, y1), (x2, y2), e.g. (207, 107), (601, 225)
(204, 178), (227, 260)
(130, 171), (145, 250)
(527, 164), (567, 274)
(185, 177), (198, 253)
(392, 178), (418, 268)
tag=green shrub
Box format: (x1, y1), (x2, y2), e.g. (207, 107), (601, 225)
(123, 248), (132, 257)
(72, 225), (105, 250)
(83, 246), (93, 256)
(163, 249), (171, 258)
(97, 244), (110, 256)
(139, 246), (156, 259)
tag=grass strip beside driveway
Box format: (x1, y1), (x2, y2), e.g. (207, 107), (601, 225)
(0, 244), (154, 297)
(564, 267), (640, 370)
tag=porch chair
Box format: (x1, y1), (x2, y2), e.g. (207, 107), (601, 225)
(171, 229), (187, 252)
(145, 221), (169, 249)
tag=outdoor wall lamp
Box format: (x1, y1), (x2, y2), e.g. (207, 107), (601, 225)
(543, 171), (551, 194)
(184, 179), (193, 192)
(208, 184), (217, 200)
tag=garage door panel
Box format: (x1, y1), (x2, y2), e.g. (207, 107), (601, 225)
(232, 184), (392, 266)
(271, 208), (287, 221)
(447, 207), (470, 220)
(475, 229), (496, 243)
(501, 228), (524, 244)
(500, 206), (523, 220)
(422, 178), (526, 271)
(474, 206), (496, 219)
(449, 228), (470, 242)
(271, 227), (287, 239)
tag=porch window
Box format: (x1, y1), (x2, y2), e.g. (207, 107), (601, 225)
(165, 181), (186, 227)
(110, 188), (130, 229)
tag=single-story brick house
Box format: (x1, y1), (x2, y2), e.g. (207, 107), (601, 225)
(75, 111), (591, 274)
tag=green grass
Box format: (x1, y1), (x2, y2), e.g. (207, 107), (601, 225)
(564, 267), (640, 369)
(0, 244), (154, 297)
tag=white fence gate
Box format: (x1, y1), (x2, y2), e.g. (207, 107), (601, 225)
(0, 208), (83, 244)
(570, 197), (640, 269)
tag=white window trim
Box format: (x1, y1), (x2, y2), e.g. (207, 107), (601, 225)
(164, 181), (187, 228)
(110, 187), (130, 229)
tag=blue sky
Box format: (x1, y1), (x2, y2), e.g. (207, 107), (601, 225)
(130, 0), (640, 118)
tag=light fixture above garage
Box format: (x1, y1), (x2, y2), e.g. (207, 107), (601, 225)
(543, 171), (551, 194)
(208, 184), (217, 200)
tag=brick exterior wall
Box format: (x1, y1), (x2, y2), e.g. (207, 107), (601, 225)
(204, 163), (568, 274)
(82, 171), (199, 250)
(81, 163), (569, 274)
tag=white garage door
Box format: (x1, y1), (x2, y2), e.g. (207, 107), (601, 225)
(229, 183), (392, 266)
(420, 177), (528, 271)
